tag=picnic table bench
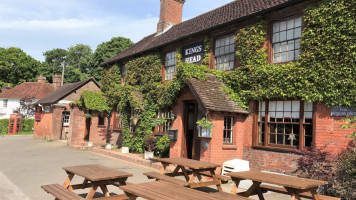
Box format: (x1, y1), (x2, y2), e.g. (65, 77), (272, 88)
(227, 170), (339, 200)
(42, 164), (133, 199)
(156, 157), (224, 191)
(120, 180), (251, 200)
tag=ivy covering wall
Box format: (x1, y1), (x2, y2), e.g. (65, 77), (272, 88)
(94, 0), (356, 153)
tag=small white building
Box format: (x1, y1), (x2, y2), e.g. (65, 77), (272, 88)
(0, 75), (59, 119)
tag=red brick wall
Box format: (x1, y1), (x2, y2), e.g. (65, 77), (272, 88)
(199, 111), (246, 167)
(68, 106), (86, 145)
(50, 106), (65, 140)
(63, 81), (100, 102)
(88, 111), (107, 146)
(33, 106), (53, 139)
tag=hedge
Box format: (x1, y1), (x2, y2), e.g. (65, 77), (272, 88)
(0, 118), (34, 134)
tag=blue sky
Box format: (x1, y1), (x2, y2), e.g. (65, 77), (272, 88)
(0, 0), (233, 61)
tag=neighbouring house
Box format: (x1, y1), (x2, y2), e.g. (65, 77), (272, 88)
(33, 78), (107, 146)
(0, 75), (57, 119)
(100, 0), (355, 173)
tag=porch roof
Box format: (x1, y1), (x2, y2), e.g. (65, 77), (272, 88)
(188, 74), (248, 114)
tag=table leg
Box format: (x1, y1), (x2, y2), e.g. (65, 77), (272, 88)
(86, 185), (98, 199)
(311, 190), (320, 200)
(285, 188), (302, 200)
(159, 162), (169, 174)
(189, 171), (197, 184)
(209, 169), (223, 192)
(82, 179), (89, 189)
(117, 178), (128, 186)
(231, 179), (240, 195)
(100, 185), (110, 197)
(124, 192), (137, 200)
(63, 172), (74, 189)
(239, 181), (263, 198)
(180, 166), (190, 181)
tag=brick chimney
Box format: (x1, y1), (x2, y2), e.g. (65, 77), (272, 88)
(53, 73), (62, 88)
(37, 74), (46, 83)
(2, 83), (11, 92)
(157, 0), (185, 34)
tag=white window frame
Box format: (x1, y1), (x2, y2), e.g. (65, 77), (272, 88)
(215, 35), (235, 71)
(223, 116), (234, 144)
(165, 51), (176, 81)
(63, 112), (70, 126)
(42, 106), (50, 113)
(122, 65), (127, 85)
(272, 17), (302, 63)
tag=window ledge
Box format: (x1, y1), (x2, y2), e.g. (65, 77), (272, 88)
(97, 125), (106, 128)
(222, 145), (237, 150)
(252, 145), (298, 153)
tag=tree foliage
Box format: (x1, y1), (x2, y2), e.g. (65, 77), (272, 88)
(88, 37), (134, 81)
(0, 47), (41, 86)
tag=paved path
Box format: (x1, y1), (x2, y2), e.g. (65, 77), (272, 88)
(0, 135), (290, 200)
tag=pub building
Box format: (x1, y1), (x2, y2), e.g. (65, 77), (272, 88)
(101, 0), (355, 173)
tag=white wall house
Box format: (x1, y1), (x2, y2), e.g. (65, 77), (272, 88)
(0, 75), (58, 119)
(0, 98), (21, 119)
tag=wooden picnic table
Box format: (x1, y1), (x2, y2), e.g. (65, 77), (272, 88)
(120, 180), (251, 200)
(156, 157), (223, 192)
(62, 164), (133, 199)
(227, 170), (328, 200)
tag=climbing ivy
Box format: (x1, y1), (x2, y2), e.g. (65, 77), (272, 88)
(76, 91), (110, 113)
(95, 0), (355, 153)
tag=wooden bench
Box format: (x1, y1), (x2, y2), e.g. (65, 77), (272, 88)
(143, 172), (190, 187)
(184, 168), (231, 183)
(42, 184), (129, 200)
(260, 184), (341, 200)
(41, 184), (84, 200)
(209, 191), (248, 199)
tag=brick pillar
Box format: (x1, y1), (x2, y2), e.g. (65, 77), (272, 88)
(68, 105), (86, 146)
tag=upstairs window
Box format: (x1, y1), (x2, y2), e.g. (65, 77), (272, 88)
(165, 51), (176, 80)
(215, 35), (235, 71)
(272, 17), (302, 63)
(3, 99), (8, 108)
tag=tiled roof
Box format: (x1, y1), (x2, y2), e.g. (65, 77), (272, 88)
(35, 78), (100, 105)
(101, 0), (300, 66)
(0, 82), (56, 99)
(188, 74), (248, 114)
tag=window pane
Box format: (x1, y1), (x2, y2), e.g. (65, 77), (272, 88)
(280, 21), (287, 31)
(287, 19), (294, 29)
(273, 33), (279, 43)
(273, 22), (280, 33)
(273, 43), (280, 53)
(280, 42), (287, 52)
(288, 41), (295, 51)
(295, 17), (302, 27)
(287, 29), (294, 40)
(288, 51), (295, 61)
(294, 27), (302, 38)
(280, 31), (287, 41)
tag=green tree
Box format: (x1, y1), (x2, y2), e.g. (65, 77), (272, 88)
(0, 47), (41, 86)
(67, 44), (93, 73)
(88, 37), (134, 81)
(41, 48), (68, 83)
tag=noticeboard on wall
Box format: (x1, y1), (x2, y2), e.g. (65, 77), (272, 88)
(168, 130), (178, 140)
(330, 106), (356, 117)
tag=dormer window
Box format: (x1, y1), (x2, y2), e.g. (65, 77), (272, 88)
(165, 51), (176, 81)
(215, 35), (235, 71)
(272, 17), (302, 63)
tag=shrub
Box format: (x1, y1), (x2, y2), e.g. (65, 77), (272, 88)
(21, 119), (34, 132)
(293, 146), (336, 195)
(0, 119), (9, 134)
(155, 135), (170, 157)
(330, 144), (356, 199)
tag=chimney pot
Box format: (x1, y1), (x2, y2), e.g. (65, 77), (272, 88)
(37, 74), (46, 83)
(157, 0), (185, 34)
